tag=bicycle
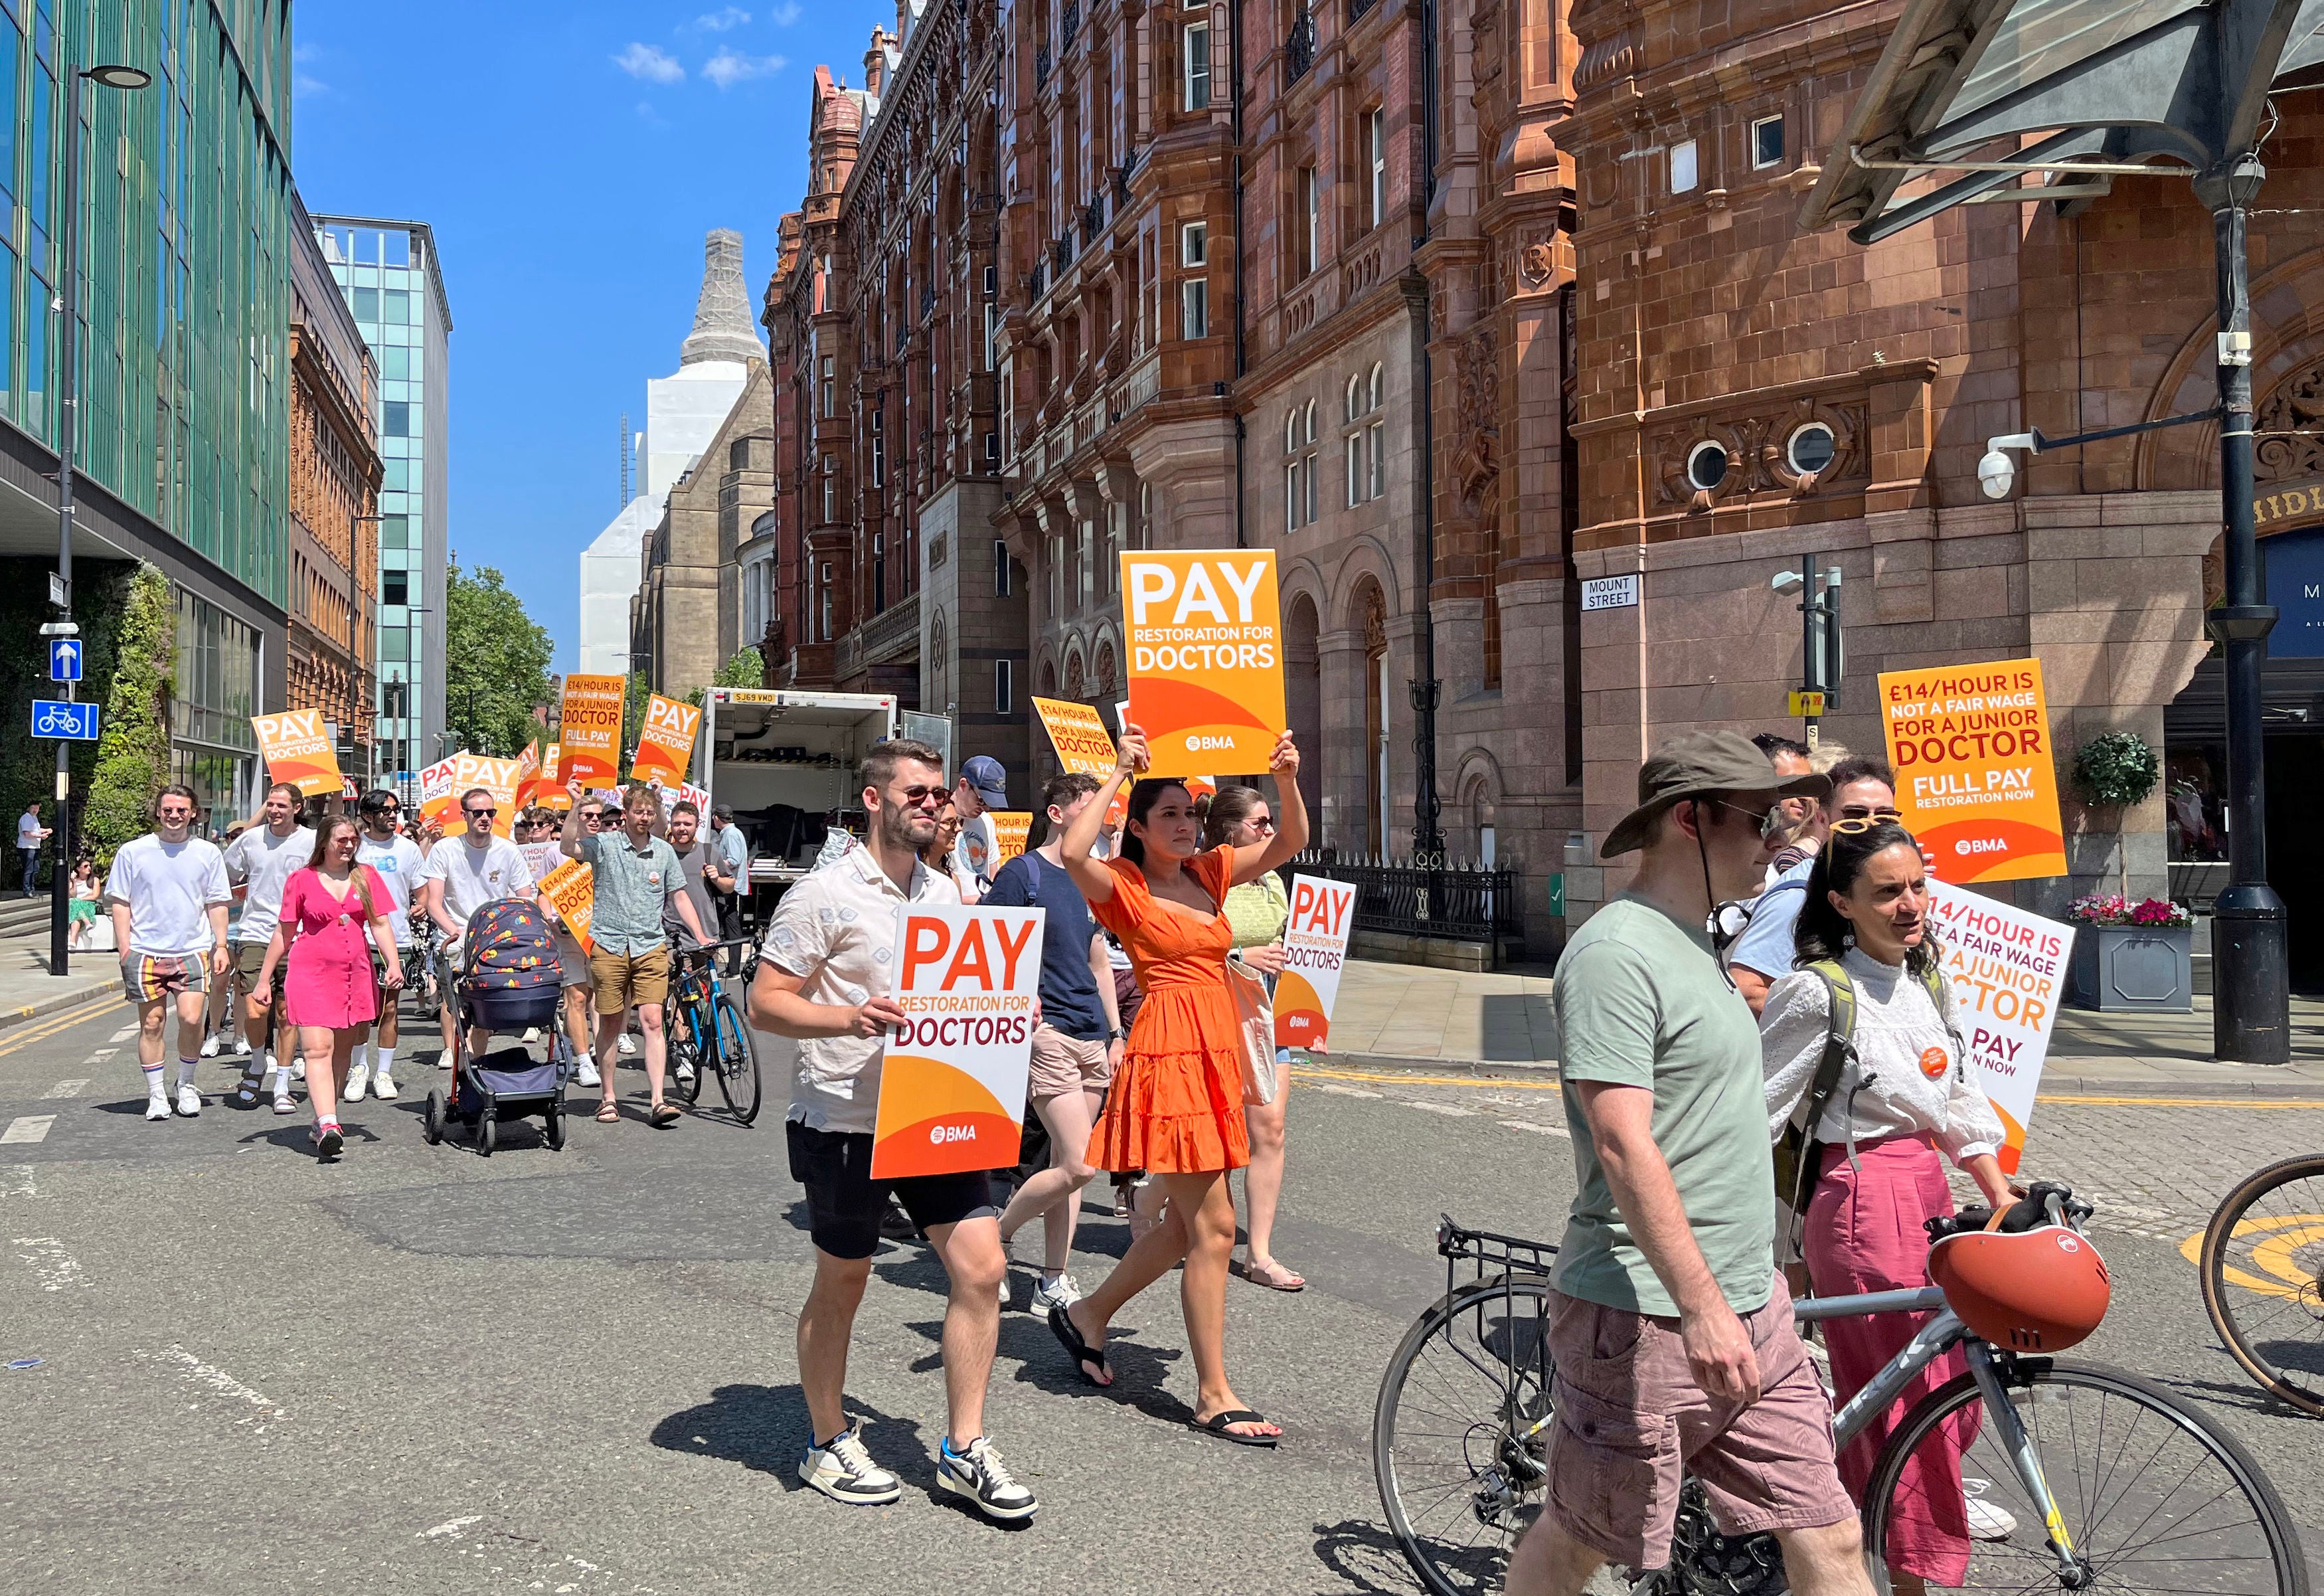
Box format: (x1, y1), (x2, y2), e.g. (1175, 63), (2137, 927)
(2199, 1152), (2324, 1417)
(663, 939), (762, 1124)
(400, 917), (443, 1021)
(1374, 1185), (2308, 1596)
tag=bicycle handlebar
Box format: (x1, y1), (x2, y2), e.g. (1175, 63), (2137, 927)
(1926, 1180), (2092, 1242)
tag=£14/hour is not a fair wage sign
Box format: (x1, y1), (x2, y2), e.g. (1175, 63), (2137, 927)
(1121, 551), (1287, 776)
(871, 905), (1046, 1180)
(1878, 658), (2066, 884)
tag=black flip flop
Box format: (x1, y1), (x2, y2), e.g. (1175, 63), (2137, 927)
(1046, 1302), (1113, 1387)
(1189, 1409), (1280, 1448)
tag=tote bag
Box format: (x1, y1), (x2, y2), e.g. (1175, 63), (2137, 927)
(1224, 952), (1278, 1107)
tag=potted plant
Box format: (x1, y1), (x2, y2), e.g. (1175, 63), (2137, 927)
(2071, 729), (2161, 899)
(2064, 891), (2195, 1012)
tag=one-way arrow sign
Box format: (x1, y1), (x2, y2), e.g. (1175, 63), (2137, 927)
(48, 638), (82, 682)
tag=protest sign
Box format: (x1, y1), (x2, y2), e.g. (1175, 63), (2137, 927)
(871, 904), (1045, 1178)
(511, 742), (542, 812)
(534, 857), (596, 954)
(988, 812), (1032, 872)
(1928, 883), (2074, 1174)
(631, 693), (703, 786)
(252, 710), (344, 798)
(653, 779), (713, 823)
(559, 673), (627, 786)
(418, 756), (459, 830)
(1034, 697), (1118, 776)
(1120, 550), (1286, 775)
(1879, 659), (2066, 883)
(535, 744), (572, 811)
(453, 753), (524, 838)
(1276, 874), (1358, 1051)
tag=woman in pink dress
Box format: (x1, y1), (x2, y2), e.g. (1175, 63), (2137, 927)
(256, 816), (402, 1158)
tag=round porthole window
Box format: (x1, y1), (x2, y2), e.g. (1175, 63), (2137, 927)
(1685, 440), (1730, 492)
(1786, 422), (1837, 476)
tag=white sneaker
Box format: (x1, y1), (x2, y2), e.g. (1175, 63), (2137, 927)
(999, 1269), (1013, 1310)
(175, 1083), (201, 1117)
(372, 1071), (398, 1101)
(676, 1059), (697, 1086)
(799, 1421), (902, 1506)
(233, 1036), (252, 1057)
(521, 1027), (540, 1044)
(273, 1087), (296, 1114)
(199, 1032), (222, 1059)
(344, 1064), (371, 1103)
(936, 1435), (1038, 1522)
(1029, 1275), (1082, 1315)
(576, 1058), (602, 1088)
(1963, 1481), (2017, 1541)
(145, 1093), (171, 1121)
(291, 1057), (306, 1081)
(618, 1033), (639, 1057)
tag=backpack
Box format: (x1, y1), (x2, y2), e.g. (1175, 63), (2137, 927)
(461, 899), (560, 991)
(1770, 958), (1952, 1240)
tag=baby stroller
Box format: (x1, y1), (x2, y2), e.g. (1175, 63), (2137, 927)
(421, 898), (576, 1156)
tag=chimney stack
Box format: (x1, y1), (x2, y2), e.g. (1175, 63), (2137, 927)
(865, 27), (892, 98)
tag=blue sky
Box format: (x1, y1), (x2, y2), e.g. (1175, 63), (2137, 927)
(292, 1), (879, 673)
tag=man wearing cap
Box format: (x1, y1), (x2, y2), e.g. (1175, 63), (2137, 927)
(1507, 733), (1869, 1596)
(952, 756), (1009, 905)
(706, 803), (750, 975)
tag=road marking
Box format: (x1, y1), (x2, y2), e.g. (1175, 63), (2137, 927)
(1300, 1064), (2323, 1111)
(2040, 1093), (2324, 1108)
(86, 1048), (118, 1061)
(13, 1235), (84, 1290)
(1400, 1100), (1477, 1117)
(1297, 1065), (1562, 1091)
(1501, 1117), (1572, 1138)
(0, 1000), (118, 1060)
(420, 1516), (485, 1540)
(139, 1344), (286, 1431)
(110, 1027), (137, 1041)
(1305, 1081), (1384, 1099)
(2179, 1214), (2324, 1299)
(1, 1115), (55, 1143)
(42, 1080), (86, 1099)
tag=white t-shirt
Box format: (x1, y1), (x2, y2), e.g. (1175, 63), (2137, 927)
(222, 825), (316, 944)
(104, 833), (232, 957)
(18, 810), (42, 848)
(422, 834), (535, 929)
(356, 833), (426, 948)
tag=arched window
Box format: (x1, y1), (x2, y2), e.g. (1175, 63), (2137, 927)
(1348, 363), (1387, 505)
(1345, 373), (1363, 425)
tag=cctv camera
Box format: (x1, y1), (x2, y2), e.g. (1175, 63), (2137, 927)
(1977, 450), (2015, 500)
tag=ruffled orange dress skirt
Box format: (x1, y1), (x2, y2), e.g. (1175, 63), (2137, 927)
(1085, 846), (1252, 1175)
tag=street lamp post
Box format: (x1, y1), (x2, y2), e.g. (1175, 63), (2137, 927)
(49, 60), (150, 976)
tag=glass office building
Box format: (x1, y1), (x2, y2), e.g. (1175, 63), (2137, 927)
(311, 217), (450, 787)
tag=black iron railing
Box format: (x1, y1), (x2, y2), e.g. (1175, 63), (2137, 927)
(1282, 850), (1525, 944)
(1062, 1), (1080, 45)
(1348, 0), (1380, 21)
(1284, 7), (1317, 86)
(1082, 194), (1106, 248)
(1053, 235), (1073, 275)
(1114, 160), (1135, 209)
(1026, 261), (1048, 301)
(920, 286), (936, 323)
(1036, 47), (1052, 88)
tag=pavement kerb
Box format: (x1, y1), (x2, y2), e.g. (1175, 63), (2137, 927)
(1316, 1050), (2324, 1101)
(0, 975), (120, 1033)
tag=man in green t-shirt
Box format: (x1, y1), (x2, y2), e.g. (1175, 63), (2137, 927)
(1509, 732), (1870, 1596)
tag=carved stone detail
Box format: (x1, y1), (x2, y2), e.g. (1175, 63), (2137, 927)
(1649, 398), (1867, 509)
(2256, 357), (2324, 482)
(1452, 326), (1502, 522)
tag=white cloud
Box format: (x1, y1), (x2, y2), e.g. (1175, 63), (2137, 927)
(294, 73), (327, 98)
(613, 42), (685, 83)
(696, 6), (750, 28)
(768, 1), (803, 23)
(703, 50), (786, 88)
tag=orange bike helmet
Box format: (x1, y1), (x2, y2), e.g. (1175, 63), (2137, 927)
(1929, 1223), (2112, 1353)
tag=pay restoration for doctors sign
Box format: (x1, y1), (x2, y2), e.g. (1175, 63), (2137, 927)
(1877, 658), (2066, 883)
(1120, 550), (1286, 776)
(871, 905), (1046, 1179)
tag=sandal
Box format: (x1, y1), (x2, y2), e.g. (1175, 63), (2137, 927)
(1188, 1408), (1280, 1448)
(1046, 1302), (1113, 1387)
(649, 1100), (682, 1128)
(594, 1100), (621, 1124)
(1234, 1256), (1306, 1292)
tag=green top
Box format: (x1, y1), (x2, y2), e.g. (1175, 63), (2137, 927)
(1222, 872), (1289, 950)
(578, 830), (685, 956)
(1550, 893), (1774, 1317)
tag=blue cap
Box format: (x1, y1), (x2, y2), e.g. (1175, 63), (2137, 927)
(960, 755), (1007, 807)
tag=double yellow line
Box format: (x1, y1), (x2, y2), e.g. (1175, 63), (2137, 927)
(0, 997), (117, 1060)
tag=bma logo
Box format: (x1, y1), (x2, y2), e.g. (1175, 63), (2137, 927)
(928, 1122), (978, 1146)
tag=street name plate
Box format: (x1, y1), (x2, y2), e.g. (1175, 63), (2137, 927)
(1580, 575), (1640, 611)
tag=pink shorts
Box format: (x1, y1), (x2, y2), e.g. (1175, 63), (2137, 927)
(1544, 1273), (1855, 1569)
(1027, 1023), (1112, 1099)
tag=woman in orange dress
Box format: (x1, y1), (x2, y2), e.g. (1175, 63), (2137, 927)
(1050, 722), (1308, 1446)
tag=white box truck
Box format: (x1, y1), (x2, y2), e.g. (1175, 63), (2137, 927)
(693, 688), (902, 917)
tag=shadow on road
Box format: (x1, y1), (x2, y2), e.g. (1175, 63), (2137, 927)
(1308, 1516), (1430, 1595)
(649, 1385), (932, 1490)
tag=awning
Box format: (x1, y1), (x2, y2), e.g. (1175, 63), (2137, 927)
(1799, 0), (2324, 241)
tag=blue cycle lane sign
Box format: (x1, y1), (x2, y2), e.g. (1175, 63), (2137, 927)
(48, 638), (82, 681)
(31, 700), (98, 741)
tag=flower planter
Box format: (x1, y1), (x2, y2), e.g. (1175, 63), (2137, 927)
(2066, 924), (2194, 1012)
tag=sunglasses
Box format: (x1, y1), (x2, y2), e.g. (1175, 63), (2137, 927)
(892, 784), (948, 807)
(1244, 816), (1277, 832)
(1706, 798), (1779, 832)
(465, 808), (497, 819)
(1834, 806), (1904, 824)
(1830, 814), (1905, 837)
(366, 803), (400, 814)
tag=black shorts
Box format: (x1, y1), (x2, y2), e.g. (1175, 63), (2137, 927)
(786, 1120), (996, 1260)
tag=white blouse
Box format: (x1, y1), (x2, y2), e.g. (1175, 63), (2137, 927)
(1761, 947), (2005, 1165)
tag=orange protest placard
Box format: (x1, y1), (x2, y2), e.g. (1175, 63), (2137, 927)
(871, 905), (1044, 1179)
(252, 710), (345, 798)
(535, 857), (595, 956)
(1121, 550), (1286, 776)
(418, 756), (459, 831)
(988, 812), (1032, 872)
(453, 753), (525, 838)
(631, 694), (703, 786)
(1033, 697), (1118, 776)
(535, 744), (572, 812)
(1112, 697), (1208, 805)
(559, 673), (627, 786)
(511, 742), (542, 812)
(1878, 658), (2066, 884)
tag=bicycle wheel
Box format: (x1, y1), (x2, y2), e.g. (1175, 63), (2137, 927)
(1861, 1356), (2307, 1596)
(670, 1006), (704, 1105)
(1374, 1274), (1554, 1596)
(711, 995), (762, 1125)
(2200, 1152), (2324, 1417)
